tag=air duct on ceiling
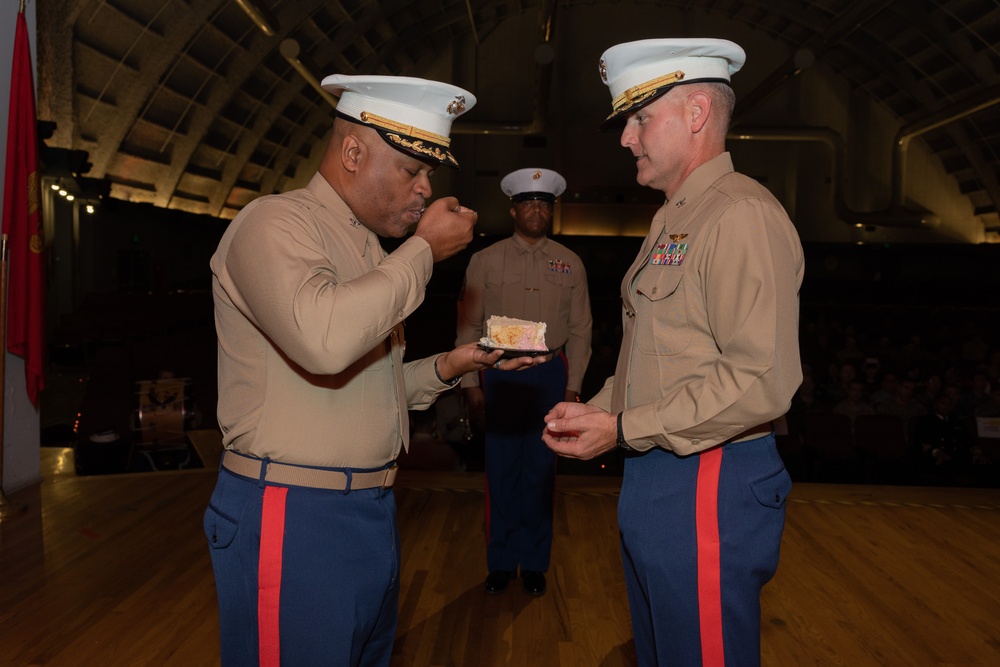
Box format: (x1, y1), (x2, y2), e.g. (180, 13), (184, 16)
(451, 0), (557, 136)
(729, 127), (938, 228)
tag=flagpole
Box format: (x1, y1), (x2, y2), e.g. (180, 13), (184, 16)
(0, 234), (27, 518)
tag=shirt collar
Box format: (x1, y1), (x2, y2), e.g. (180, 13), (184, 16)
(511, 233), (549, 254)
(307, 172), (372, 258)
(667, 151), (734, 211)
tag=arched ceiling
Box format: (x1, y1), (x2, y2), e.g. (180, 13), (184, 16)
(35, 0), (1000, 239)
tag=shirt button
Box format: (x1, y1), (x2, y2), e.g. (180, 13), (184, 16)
(397, 310), (404, 319)
(691, 439), (700, 446)
(651, 287), (657, 294)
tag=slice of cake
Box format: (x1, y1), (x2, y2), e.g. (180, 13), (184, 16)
(481, 316), (548, 351)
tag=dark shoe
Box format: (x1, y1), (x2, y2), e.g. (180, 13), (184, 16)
(521, 570), (546, 596)
(484, 570), (514, 594)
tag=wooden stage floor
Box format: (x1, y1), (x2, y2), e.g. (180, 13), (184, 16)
(1, 447), (998, 666)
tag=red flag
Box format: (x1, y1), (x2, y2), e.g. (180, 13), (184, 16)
(2, 8), (45, 408)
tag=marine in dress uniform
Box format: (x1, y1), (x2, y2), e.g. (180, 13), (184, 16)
(204, 75), (519, 667)
(543, 39), (805, 666)
(457, 168), (593, 596)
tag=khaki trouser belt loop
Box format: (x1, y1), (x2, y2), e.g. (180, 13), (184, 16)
(222, 451), (397, 491)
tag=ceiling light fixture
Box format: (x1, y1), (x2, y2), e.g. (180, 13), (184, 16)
(233, 0), (278, 37)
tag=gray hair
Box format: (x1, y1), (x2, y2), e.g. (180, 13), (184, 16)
(704, 82), (736, 133)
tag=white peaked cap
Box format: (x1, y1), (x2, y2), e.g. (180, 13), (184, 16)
(321, 74), (476, 168)
(598, 38), (745, 129)
(500, 168), (567, 202)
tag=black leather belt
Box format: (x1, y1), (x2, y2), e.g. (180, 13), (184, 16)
(221, 451), (397, 491)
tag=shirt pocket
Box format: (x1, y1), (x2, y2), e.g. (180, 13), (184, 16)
(542, 272), (570, 322)
(490, 271), (526, 314)
(634, 266), (690, 355)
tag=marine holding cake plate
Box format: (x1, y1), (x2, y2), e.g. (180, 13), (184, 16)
(456, 167), (593, 596)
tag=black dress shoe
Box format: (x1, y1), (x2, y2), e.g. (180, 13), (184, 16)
(484, 570), (514, 594)
(521, 570), (546, 596)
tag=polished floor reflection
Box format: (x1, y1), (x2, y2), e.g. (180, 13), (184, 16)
(1, 447), (998, 666)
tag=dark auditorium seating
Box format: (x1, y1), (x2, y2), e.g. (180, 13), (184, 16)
(853, 414), (915, 484)
(801, 412), (857, 482)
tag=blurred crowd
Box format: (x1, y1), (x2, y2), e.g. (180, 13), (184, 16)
(787, 305), (999, 487)
(402, 304), (1000, 488)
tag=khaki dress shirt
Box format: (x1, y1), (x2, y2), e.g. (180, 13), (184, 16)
(590, 153), (805, 456)
(456, 234), (593, 393)
(211, 173), (455, 469)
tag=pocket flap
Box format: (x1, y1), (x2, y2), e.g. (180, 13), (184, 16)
(204, 505), (238, 549)
(750, 467), (792, 509)
(635, 267), (683, 302)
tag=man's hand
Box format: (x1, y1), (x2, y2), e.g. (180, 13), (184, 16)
(435, 343), (542, 383)
(414, 197), (478, 262)
(542, 402), (618, 460)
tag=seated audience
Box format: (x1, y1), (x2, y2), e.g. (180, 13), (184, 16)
(913, 395), (991, 486)
(876, 378), (927, 423)
(832, 380), (875, 431)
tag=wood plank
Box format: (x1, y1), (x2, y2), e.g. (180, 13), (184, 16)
(1, 449), (998, 665)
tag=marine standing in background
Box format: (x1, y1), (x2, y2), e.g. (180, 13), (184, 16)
(543, 39), (805, 666)
(457, 168), (593, 596)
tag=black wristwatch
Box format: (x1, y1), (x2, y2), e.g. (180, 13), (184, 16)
(616, 412), (632, 451)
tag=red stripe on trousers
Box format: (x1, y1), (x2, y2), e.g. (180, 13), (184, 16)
(259, 485), (288, 667)
(484, 468), (492, 544)
(480, 368), (491, 545)
(696, 447), (725, 666)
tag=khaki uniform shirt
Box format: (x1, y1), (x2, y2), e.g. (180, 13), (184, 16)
(211, 173), (454, 468)
(590, 153), (804, 456)
(456, 235), (593, 393)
